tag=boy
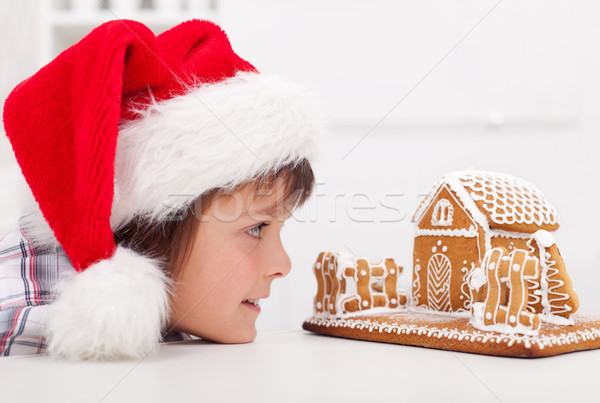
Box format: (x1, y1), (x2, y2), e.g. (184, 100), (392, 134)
(0, 19), (323, 360)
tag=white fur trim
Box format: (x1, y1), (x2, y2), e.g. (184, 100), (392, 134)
(15, 72), (324, 245)
(45, 247), (170, 360)
(111, 72), (324, 228)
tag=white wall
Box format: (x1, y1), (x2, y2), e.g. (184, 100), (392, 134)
(219, 0), (600, 331)
(1, 0), (599, 333)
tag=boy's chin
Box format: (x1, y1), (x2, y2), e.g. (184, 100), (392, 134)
(222, 327), (257, 344)
(198, 327), (257, 344)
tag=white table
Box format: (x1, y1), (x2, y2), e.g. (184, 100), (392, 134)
(1, 330), (598, 402)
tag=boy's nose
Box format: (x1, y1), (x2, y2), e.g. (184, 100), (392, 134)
(264, 238), (292, 278)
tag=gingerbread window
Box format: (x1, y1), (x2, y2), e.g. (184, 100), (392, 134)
(431, 199), (453, 226)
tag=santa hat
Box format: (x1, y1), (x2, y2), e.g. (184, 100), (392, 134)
(2, 19), (322, 360)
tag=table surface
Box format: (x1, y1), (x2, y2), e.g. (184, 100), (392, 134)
(1, 330), (598, 403)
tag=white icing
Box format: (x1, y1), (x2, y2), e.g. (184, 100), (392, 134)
(336, 253), (355, 272)
(470, 302), (540, 336)
(447, 170), (560, 228)
(408, 305), (471, 319)
(530, 235), (574, 321)
(426, 253), (452, 312)
(442, 246), (448, 253)
(304, 315), (600, 349)
(538, 313), (574, 326)
(490, 229), (532, 240)
(412, 264), (422, 307)
(413, 183), (481, 234)
(484, 231), (492, 253)
(459, 265), (472, 309)
(311, 307), (409, 320)
(533, 229), (555, 248)
(437, 240), (442, 246)
(431, 199), (454, 226)
(314, 252), (407, 318)
(443, 177), (491, 232)
(415, 228), (477, 238)
(469, 266), (486, 291)
(412, 179), (445, 223)
(432, 246), (437, 253)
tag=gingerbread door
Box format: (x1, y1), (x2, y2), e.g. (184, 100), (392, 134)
(426, 253), (451, 311)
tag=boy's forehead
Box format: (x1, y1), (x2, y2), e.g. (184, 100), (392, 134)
(243, 178), (291, 207)
(243, 196), (291, 217)
(214, 181), (292, 218)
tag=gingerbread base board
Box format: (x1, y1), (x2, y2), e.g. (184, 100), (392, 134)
(302, 312), (600, 357)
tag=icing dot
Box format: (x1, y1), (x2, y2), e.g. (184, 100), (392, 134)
(391, 298), (397, 305)
(463, 260), (467, 264)
(330, 303), (334, 310)
(416, 259), (420, 262)
(360, 270), (367, 276)
(512, 264), (520, 272)
(437, 240), (442, 246)
(459, 295), (464, 300)
(316, 302), (322, 309)
(509, 315), (517, 324)
(390, 269), (395, 275)
(442, 246), (448, 253)
(362, 300), (369, 307)
(489, 262), (496, 270)
(316, 262), (321, 269)
(432, 247), (437, 253)
(485, 312), (492, 320)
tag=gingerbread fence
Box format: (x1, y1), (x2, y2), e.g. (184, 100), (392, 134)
(471, 247), (541, 331)
(313, 252), (408, 316)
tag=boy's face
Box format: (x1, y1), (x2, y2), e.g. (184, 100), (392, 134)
(168, 179), (293, 343)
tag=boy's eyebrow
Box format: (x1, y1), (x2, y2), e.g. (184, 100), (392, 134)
(242, 202), (289, 218)
(242, 206), (278, 216)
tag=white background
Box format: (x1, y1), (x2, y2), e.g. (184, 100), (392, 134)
(1, 0), (599, 333)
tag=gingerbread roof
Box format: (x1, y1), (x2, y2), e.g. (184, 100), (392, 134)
(413, 170), (560, 233)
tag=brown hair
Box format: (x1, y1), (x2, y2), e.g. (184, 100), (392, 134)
(114, 158), (315, 279)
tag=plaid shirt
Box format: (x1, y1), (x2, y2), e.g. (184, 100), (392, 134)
(0, 227), (74, 356)
(0, 227), (191, 357)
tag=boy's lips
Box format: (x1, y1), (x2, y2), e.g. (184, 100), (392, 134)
(241, 294), (269, 313)
(242, 299), (262, 313)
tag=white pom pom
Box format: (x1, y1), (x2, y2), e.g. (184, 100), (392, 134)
(45, 247), (170, 360)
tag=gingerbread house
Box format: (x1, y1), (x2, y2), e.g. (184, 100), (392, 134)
(411, 170), (578, 322)
(304, 170), (598, 356)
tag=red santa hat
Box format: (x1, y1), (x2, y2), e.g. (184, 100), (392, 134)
(2, 19), (322, 360)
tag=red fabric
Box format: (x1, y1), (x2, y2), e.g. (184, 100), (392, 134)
(3, 19), (256, 271)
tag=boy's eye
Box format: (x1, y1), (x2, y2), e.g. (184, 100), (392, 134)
(246, 223), (267, 239)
